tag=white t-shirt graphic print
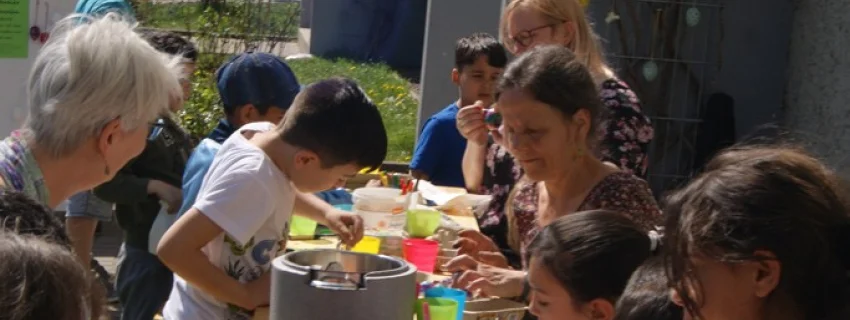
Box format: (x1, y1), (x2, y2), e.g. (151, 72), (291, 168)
(163, 122), (294, 320)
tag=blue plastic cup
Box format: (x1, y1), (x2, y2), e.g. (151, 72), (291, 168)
(424, 287), (467, 320)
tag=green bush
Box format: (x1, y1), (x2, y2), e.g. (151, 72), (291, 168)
(179, 56), (417, 162)
(134, 1), (300, 39)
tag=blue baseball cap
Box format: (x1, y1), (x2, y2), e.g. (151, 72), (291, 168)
(215, 51), (300, 112)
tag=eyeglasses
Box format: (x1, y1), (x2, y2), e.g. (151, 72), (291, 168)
(504, 22), (564, 50)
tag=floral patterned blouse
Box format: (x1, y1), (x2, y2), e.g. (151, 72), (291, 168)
(509, 172), (662, 255)
(476, 78), (654, 254)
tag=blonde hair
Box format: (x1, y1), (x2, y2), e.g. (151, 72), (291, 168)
(501, 0), (613, 80)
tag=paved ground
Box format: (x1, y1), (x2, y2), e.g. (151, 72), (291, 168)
(88, 217), (124, 319)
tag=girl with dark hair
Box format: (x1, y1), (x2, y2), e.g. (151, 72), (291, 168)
(448, 45), (660, 296)
(525, 210), (660, 320)
(664, 146), (850, 320)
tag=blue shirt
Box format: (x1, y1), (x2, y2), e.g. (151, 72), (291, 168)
(74, 0), (135, 19)
(410, 103), (467, 187)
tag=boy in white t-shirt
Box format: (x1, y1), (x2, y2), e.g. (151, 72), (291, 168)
(157, 77), (388, 320)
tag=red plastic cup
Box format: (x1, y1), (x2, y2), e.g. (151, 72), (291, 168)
(403, 238), (440, 273)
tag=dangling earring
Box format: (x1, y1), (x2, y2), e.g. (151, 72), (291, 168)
(574, 146), (585, 161)
(104, 164), (111, 176)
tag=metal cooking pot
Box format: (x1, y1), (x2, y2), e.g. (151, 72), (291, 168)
(270, 249), (417, 320)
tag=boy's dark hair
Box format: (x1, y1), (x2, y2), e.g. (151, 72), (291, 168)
(278, 77), (387, 171)
(614, 256), (683, 320)
(138, 28), (198, 62)
(0, 231), (102, 320)
(455, 33), (508, 72)
(0, 191), (71, 249)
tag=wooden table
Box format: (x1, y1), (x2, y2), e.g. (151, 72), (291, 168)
(253, 214), (477, 320)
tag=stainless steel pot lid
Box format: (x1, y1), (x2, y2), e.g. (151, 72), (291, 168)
(277, 249), (412, 291)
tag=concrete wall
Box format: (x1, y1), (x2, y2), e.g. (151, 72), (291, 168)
(785, 0), (850, 175)
(416, 0), (505, 136)
(0, 1), (72, 137)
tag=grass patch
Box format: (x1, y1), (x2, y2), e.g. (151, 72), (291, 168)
(134, 1), (300, 38)
(287, 58), (417, 162)
(179, 55), (417, 162)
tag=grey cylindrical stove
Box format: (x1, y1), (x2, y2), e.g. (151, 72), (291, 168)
(270, 249), (417, 320)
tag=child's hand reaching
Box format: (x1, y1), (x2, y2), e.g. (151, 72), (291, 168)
(324, 209), (364, 247)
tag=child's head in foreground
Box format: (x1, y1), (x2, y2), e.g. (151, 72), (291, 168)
(614, 256), (683, 320)
(525, 210), (658, 320)
(275, 77), (387, 192)
(453, 33), (508, 107)
(664, 145), (850, 320)
(0, 190), (70, 248)
(0, 231), (99, 320)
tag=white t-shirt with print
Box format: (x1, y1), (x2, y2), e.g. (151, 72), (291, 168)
(163, 122), (294, 320)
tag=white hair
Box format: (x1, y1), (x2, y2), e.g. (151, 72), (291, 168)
(24, 12), (183, 157)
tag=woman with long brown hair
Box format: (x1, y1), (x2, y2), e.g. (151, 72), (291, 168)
(447, 45), (659, 298)
(456, 0), (654, 262)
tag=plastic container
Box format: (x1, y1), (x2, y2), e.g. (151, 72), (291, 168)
(425, 287), (467, 320)
(352, 187), (404, 213)
(462, 298), (527, 320)
(358, 209), (405, 232)
(290, 215), (318, 237)
(351, 236), (381, 254)
(416, 298), (458, 320)
(403, 238), (440, 273)
(406, 209), (441, 238)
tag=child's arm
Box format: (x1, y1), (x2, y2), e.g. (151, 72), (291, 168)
(157, 208), (266, 310)
(158, 167), (275, 310)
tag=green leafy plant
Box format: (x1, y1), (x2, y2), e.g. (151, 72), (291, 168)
(134, 0), (416, 161)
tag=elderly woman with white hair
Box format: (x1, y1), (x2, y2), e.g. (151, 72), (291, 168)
(0, 13), (183, 222)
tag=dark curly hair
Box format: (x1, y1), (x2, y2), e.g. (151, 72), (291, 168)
(137, 28), (198, 62)
(0, 190), (71, 248)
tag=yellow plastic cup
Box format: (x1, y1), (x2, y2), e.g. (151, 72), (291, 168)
(351, 236), (382, 254)
(290, 215), (318, 237)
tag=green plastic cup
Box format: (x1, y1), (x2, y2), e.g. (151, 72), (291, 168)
(290, 215), (318, 237)
(415, 298), (458, 320)
(406, 209), (441, 238)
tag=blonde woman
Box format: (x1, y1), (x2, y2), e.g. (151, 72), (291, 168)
(455, 0), (654, 265)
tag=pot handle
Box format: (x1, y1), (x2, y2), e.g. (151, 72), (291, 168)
(309, 278), (360, 291)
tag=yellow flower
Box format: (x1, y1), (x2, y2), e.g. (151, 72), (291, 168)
(579, 0), (590, 7)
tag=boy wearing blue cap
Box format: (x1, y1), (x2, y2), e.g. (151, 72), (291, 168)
(92, 31), (196, 320)
(177, 52), (300, 217)
(159, 77), (386, 320)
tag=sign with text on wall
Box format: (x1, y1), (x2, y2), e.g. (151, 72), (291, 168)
(0, 0), (28, 58)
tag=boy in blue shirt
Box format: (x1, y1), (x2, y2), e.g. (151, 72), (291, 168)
(410, 33), (507, 187)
